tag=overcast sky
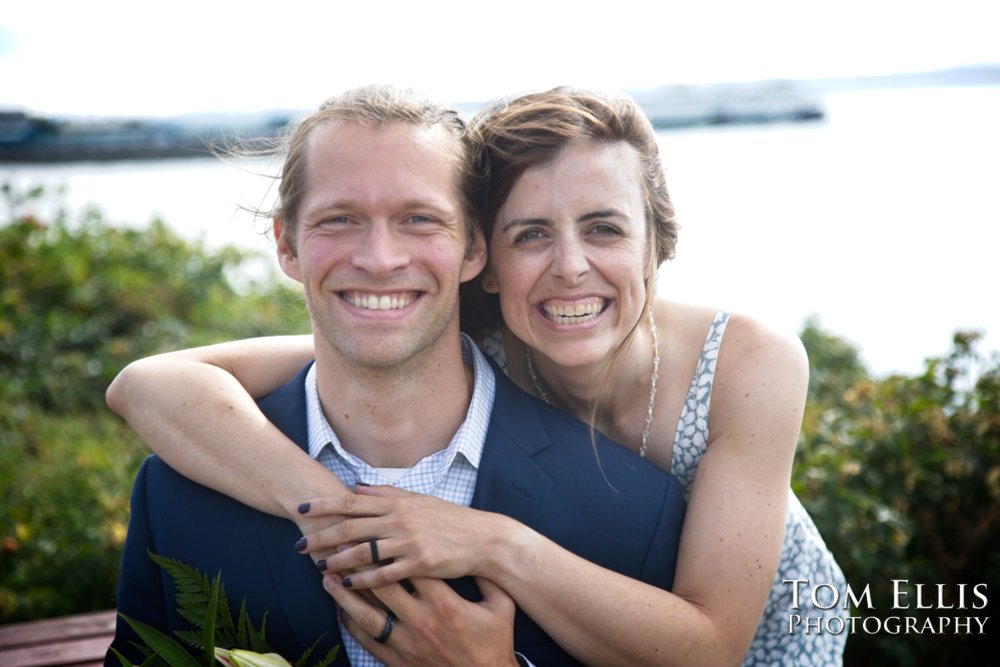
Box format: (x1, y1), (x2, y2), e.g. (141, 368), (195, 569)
(2, 0), (998, 118)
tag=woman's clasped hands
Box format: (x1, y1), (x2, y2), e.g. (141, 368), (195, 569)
(296, 484), (517, 586)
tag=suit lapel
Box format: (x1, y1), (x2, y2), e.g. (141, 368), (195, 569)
(471, 370), (554, 527)
(255, 513), (345, 660)
(252, 365), (347, 664)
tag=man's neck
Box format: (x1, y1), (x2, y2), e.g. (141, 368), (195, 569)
(313, 335), (475, 468)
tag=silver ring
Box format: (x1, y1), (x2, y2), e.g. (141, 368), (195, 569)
(374, 611), (395, 644)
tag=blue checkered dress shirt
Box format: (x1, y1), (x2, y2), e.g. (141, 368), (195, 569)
(303, 334), (496, 667)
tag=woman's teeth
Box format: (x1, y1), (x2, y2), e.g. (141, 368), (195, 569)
(542, 300), (606, 324)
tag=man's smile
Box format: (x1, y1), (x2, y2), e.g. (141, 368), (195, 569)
(341, 291), (420, 311)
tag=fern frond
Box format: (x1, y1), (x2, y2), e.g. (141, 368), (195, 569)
(141, 551), (334, 666)
(148, 551), (214, 633)
(172, 630), (203, 649)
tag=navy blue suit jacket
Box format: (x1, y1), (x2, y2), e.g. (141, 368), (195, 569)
(108, 363), (686, 666)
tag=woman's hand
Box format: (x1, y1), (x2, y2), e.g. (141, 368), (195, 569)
(324, 573), (520, 667)
(297, 485), (518, 587)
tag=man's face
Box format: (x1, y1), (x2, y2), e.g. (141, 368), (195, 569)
(276, 120), (486, 370)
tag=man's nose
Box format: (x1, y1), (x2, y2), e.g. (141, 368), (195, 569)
(352, 222), (410, 274)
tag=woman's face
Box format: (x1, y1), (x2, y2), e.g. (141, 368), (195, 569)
(485, 139), (650, 368)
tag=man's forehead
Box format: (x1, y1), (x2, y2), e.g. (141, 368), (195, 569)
(300, 120), (466, 212)
(310, 120), (462, 176)
(308, 119), (458, 159)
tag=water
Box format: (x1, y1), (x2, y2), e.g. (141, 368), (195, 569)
(4, 86), (998, 376)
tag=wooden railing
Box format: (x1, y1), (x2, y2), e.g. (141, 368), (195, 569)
(0, 610), (115, 667)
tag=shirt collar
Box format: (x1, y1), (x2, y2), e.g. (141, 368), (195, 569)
(304, 333), (495, 481)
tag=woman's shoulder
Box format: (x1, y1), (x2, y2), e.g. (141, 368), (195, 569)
(711, 310), (809, 431)
(721, 311), (808, 374)
(658, 299), (808, 402)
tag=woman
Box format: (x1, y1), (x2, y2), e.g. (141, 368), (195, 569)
(108, 88), (846, 666)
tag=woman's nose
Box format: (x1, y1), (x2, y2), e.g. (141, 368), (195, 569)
(551, 237), (590, 285)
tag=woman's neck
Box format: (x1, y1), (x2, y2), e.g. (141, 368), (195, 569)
(503, 325), (657, 446)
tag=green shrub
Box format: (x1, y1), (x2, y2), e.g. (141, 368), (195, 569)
(0, 185), (307, 622)
(797, 319), (999, 666)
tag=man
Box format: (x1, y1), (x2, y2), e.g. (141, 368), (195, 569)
(107, 86), (685, 667)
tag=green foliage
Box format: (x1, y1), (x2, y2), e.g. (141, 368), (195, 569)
(149, 552), (270, 655)
(113, 613), (204, 667)
(113, 553), (338, 667)
(0, 184), (308, 623)
(796, 320), (999, 666)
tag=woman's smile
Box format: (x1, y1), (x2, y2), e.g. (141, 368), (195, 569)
(536, 297), (610, 326)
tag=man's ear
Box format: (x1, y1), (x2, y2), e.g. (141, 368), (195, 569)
(274, 218), (302, 282)
(460, 227), (488, 283)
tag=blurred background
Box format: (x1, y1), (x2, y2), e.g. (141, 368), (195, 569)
(2, 1), (998, 664)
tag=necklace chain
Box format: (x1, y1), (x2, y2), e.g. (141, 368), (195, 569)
(525, 305), (660, 458)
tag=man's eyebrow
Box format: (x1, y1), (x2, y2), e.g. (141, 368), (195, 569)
(397, 199), (456, 215)
(303, 198), (457, 218)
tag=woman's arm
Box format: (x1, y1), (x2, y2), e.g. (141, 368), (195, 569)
(297, 315), (807, 667)
(106, 335), (349, 521)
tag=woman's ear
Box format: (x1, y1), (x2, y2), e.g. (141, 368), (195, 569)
(274, 218), (302, 282)
(481, 266), (499, 294)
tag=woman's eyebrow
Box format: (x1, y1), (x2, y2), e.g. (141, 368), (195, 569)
(578, 208), (628, 222)
(499, 217), (552, 234)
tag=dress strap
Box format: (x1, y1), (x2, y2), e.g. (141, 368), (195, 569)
(670, 311), (730, 496)
(479, 329), (508, 376)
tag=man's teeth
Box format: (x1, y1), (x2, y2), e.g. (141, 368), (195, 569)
(344, 292), (415, 310)
(542, 300), (606, 324)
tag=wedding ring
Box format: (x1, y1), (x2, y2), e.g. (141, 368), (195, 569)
(369, 539), (382, 565)
(374, 611), (396, 644)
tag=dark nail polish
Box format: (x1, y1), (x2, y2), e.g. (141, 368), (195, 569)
(294, 537), (307, 552)
(297, 502), (311, 514)
(356, 482), (371, 487)
(343, 577), (353, 588)
(316, 559), (326, 572)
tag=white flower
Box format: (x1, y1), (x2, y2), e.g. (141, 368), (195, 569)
(214, 647), (293, 667)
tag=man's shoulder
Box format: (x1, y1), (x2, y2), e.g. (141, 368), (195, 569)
(135, 454), (250, 509)
(255, 362), (313, 447)
(489, 369), (675, 486)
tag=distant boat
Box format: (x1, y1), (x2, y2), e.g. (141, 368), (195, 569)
(0, 111), (286, 163)
(628, 80), (825, 129)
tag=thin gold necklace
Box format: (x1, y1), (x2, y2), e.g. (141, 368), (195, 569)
(525, 305), (660, 457)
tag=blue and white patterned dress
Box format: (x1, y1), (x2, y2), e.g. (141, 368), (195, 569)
(482, 312), (848, 665)
(672, 312), (846, 666)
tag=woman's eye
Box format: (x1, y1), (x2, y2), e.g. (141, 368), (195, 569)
(590, 223), (622, 237)
(513, 228), (546, 243)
